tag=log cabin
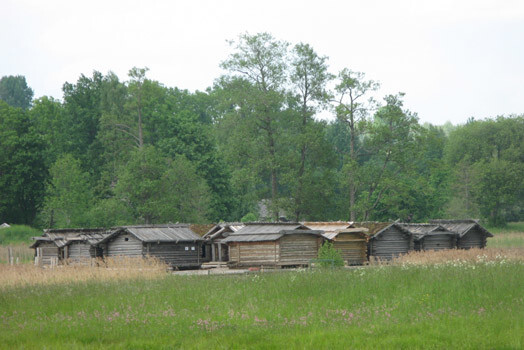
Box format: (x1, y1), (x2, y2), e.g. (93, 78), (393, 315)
(202, 222), (245, 264)
(222, 223), (323, 268)
(398, 223), (457, 251)
(355, 222), (413, 261)
(429, 219), (493, 249)
(96, 224), (203, 269)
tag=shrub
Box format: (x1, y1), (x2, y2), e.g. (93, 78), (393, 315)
(317, 241), (344, 267)
(240, 213), (257, 223)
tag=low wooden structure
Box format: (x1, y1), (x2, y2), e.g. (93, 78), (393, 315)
(398, 224), (457, 251)
(97, 224), (203, 269)
(31, 228), (110, 266)
(202, 222), (245, 263)
(429, 219), (493, 249)
(355, 222), (413, 261)
(222, 223), (323, 268)
(326, 228), (369, 265)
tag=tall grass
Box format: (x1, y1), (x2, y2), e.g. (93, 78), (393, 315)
(0, 244), (34, 264)
(1, 258), (523, 348)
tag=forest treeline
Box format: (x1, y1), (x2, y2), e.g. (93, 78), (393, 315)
(1, 33), (523, 228)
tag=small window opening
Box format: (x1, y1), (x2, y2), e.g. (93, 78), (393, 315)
(125, 237), (129, 242)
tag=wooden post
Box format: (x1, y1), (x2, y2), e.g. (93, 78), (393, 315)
(218, 243), (222, 262)
(211, 243), (216, 262)
(8, 246), (13, 266)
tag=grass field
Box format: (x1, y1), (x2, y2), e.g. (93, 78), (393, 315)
(1, 253), (523, 349)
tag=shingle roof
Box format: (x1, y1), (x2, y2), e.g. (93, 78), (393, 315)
(397, 223), (456, 240)
(429, 219), (493, 238)
(118, 225), (203, 243)
(222, 223), (320, 243)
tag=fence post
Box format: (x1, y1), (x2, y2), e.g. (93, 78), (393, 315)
(8, 246), (13, 266)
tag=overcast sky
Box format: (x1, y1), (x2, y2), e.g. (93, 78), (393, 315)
(2, 0), (524, 125)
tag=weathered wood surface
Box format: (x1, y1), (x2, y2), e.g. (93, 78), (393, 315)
(228, 241), (279, 267)
(105, 233), (143, 257)
(279, 235), (319, 266)
(333, 232), (367, 265)
(35, 242), (60, 266)
(147, 243), (201, 267)
(457, 228), (487, 249)
(369, 227), (410, 260)
(420, 235), (456, 251)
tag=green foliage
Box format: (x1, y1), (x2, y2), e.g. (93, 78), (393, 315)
(317, 241), (344, 267)
(0, 101), (47, 224)
(115, 146), (210, 224)
(42, 154), (94, 228)
(240, 213), (257, 223)
(0, 225), (41, 244)
(0, 75), (34, 109)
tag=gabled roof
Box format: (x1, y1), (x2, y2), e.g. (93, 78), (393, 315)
(63, 231), (112, 246)
(31, 228), (108, 248)
(99, 224), (203, 244)
(222, 223), (319, 243)
(302, 221), (354, 233)
(323, 228), (369, 241)
(428, 219), (493, 238)
(222, 229), (323, 243)
(397, 223), (457, 240)
(353, 222), (411, 239)
(202, 222), (245, 240)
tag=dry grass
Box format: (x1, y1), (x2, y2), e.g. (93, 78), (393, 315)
(0, 257), (168, 290)
(0, 243), (34, 264)
(379, 247), (524, 266)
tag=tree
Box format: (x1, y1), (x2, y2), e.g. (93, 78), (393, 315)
(0, 75), (34, 110)
(220, 32), (289, 220)
(286, 43), (334, 221)
(332, 69), (379, 220)
(42, 155), (94, 228)
(0, 101), (47, 224)
(127, 67), (149, 148)
(115, 146), (210, 224)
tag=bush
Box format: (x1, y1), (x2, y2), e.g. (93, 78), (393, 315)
(317, 241), (344, 267)
(0, 225), (41, 245)
(240, 213), (257, 223)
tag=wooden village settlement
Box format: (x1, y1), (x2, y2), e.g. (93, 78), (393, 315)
(30, 219), (493, 269)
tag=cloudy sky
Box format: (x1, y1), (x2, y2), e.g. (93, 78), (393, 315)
(2, 0), (524, 125)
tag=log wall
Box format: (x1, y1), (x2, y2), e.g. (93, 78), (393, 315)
(105, 233), (143, 257)
(421, 235), (456, 251)
(279, 235), (319, 266)
(333, 233), (367, 265)
(146, 242), (201, 268)
(370, 227), (410, 260)
(35, 242), (60, 266)
(228, 241), (279, 267)
(457, 228), (487, 249)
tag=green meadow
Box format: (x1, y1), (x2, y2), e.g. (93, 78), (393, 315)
(1, 262), (523, 349)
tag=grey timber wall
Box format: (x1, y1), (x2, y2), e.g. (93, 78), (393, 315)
(370, 226), (410, 260)
(106, 233), (143, 257)
(146, 242), (201, 268)
(421, 235), (456, 251)
(279, 235), (319, 266)
(66, 242), (92, 261)
(458, 228), (487, 249)
(35, 242), (60, 266)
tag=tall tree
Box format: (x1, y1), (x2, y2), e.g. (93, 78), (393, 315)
(332, 69), (379, 220)
(287, 43), (333, 220)
(0, 75), (34, 110)
(0, 101), (47, 224)
(220, 32), (289, 220)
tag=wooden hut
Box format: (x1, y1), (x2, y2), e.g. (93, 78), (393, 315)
(326, 228), (369, 265)
(222, 223), (323, 268)
(355, 222), (412, 261)
(398, 224), (457, 251)
(97, 224), (203, 269)
(31, 228), (110, 266)
(429, 219), (493, 249)
(202, 222), (245, 264)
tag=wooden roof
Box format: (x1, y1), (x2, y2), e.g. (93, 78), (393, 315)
(99, 224), (203, 244)
(323, 228), (369, 241)
(222, 223), (320, 243)
(429, 219), (493, 238)
(353, 222), (411, 238)
(302, 221), (354, 233)
(397, 223), (457, 240)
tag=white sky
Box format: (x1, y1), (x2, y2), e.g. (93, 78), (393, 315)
(2, 0), (524, 125)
